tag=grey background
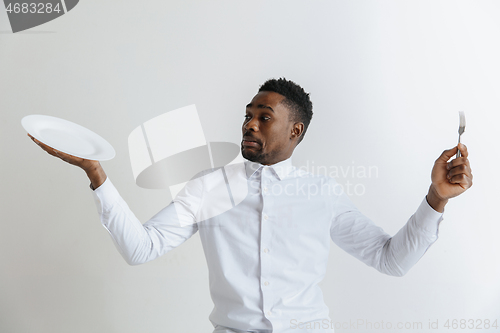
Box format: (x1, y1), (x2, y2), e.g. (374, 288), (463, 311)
(1, 1), (499, 332)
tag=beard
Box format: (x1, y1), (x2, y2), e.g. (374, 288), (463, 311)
(242, 146), (265, 163)
(241, 145), (281, 165)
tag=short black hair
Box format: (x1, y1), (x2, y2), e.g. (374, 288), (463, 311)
(258, 77), (313, 145)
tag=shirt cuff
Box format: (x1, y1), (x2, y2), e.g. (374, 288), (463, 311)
(90, 177), (120, 215)
(415, 197), (444, 234)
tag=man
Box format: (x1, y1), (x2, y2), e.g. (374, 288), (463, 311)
(29, 78), (473, 332)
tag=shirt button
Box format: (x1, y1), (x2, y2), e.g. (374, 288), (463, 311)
(263, 187), (268, 193)
(263, 281), (269, 286)
(263, 214), (268, 220)
(263, 248), (269, 253)
(266, 310), (272, 316)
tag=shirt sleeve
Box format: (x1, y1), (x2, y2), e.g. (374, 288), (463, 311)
(329, 185), (443, 277)
(91, 177), (201, 265)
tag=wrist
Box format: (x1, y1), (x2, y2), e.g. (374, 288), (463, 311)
(82, 160), (100, 174)
(84, 161), (107, 190)
(426, 185), (448, 213)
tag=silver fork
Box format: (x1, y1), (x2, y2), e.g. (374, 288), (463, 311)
(457, 111), (466, 158)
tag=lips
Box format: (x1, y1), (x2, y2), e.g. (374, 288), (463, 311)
(242, 135), (261, 148)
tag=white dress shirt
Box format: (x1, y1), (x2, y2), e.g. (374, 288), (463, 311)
(91, 156), (443, 333)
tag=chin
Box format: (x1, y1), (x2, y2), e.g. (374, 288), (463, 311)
(242, 147), (265, 163)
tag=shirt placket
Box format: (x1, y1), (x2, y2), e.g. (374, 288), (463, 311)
(259, 166), (278, 328)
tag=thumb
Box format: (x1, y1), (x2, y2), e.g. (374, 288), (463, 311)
(436, 146), (458, 163)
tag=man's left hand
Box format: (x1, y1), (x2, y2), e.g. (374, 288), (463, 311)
(427, 143), (473, 212)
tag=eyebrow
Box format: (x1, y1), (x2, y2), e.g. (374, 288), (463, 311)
(246, 103), (275, 113)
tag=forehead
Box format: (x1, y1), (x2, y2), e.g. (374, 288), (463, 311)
(248, 91), (286, 108)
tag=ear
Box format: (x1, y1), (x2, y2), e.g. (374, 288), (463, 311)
(290, 122), (304, 140)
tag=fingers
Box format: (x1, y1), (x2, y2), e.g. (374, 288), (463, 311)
(28, 133), (42, 147)
(457, 143), (468, 158)
(445, 145), (473, 189)
(436, 143), (468, 163)
(448, 172), (473, 189)
(436, 146), (459, 163)
(431, 144), (473, 199)
(438, 144), (471, 172)
(28, 133), (52, 152)
(447, 157), (470, 170)
(28, 133), (62, 158)
(27, 133), (92, 169)
(447, 144), (471, 171)
(447, 163), (472, 180)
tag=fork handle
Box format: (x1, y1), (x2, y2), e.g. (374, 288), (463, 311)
(456, 135), (462, 158)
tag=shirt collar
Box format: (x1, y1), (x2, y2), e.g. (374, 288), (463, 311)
(244, 156), (294, 181)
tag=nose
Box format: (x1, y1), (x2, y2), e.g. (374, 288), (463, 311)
(243, 116), (259, 132)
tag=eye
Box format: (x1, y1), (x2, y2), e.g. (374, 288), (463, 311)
(244, 115), (251, 119)
(262, 116), (270, 121)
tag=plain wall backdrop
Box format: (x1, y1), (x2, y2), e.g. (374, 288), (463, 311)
(1, 1), (499, 332)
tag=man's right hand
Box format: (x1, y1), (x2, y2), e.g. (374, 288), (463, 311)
(28, 133), (107, 189)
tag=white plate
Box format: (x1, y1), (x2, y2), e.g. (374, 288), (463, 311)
(22, 115), (116, 161)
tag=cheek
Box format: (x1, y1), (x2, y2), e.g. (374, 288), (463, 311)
(264, 135), (281, 150)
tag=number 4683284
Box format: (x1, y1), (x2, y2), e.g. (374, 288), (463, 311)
(6, 3), (62, 14)
(444, 319), (498, 330)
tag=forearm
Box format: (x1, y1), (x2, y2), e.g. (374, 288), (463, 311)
(378, 198), (443, 276)
(84, 161), (107, 190)
(332, 196), (443, 277)
(92, 178), (198, 265)
(93, 178), (157, 265)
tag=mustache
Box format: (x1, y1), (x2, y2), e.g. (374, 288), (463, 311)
(242, 133), (262, 145)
